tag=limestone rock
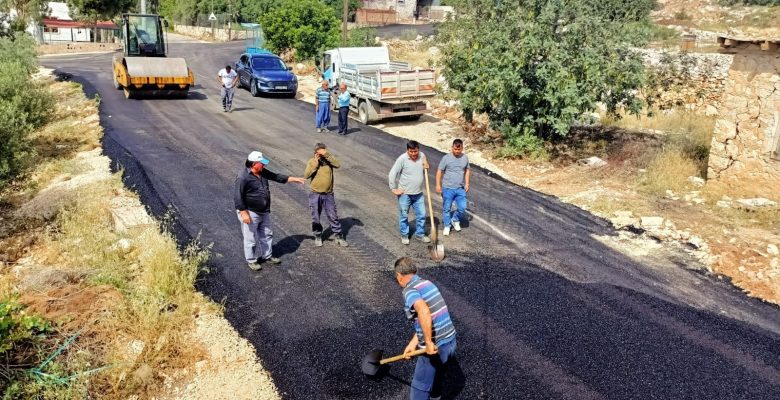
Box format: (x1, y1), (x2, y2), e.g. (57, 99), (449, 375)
(640, 216), (664, 229)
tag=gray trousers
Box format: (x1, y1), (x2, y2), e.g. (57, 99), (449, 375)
(308, 192), (341, 236)
(236, 210), (273, 262)
(221, 86), (235, 110)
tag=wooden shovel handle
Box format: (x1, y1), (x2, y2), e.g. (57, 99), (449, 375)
(423, 167), (437, 243)
(380, 348), (428, 364)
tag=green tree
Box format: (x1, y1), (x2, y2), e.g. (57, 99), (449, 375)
(438, 0), (656, 148)
(67, 0), (134, 41)
(0, 0), (49, 32)
(259, 0), (338, 60)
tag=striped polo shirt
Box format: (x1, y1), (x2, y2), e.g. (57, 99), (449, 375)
(402, 275), (456, 347)
(316, 87), (330, 104)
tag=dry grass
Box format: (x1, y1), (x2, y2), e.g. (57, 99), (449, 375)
(1, 79), (212, 398)
(641, 149), (700, 194)
(386, 39), (439, 69)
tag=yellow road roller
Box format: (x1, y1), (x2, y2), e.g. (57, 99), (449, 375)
(112, 13), (194, 99)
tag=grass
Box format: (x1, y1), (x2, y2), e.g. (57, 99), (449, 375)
(0, 78), (213, 398)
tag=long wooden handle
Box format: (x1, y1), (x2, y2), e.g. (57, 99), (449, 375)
(423, 168), (437, 243)
(380, 348), (428, 364)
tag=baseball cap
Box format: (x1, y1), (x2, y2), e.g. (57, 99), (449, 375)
(247, 151), (270, 165)
(314, 143), (327, 151)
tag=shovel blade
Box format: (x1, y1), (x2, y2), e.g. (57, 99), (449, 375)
(361, 348), (384, 376)
(427, 243), (445, 262)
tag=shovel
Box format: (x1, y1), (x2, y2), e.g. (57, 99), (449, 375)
(423, 168), (445, 262)
(361, 348), (428, 377)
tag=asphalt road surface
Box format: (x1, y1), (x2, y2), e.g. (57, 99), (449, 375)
(41, 41), (780, 399)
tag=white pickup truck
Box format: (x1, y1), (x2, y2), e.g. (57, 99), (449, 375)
(320, 47), (436, 124)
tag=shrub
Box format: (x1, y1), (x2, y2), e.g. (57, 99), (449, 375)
(347, 26), (379, 47)
(259, 0), (339, 60)
(641, 149), (699, 195)
(400, 28), (419, 41)
(0, 297), (52, 393)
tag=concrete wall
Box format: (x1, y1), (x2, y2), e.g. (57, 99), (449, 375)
(362, 0), (417, 22)
(708, 44), (780, 184)
(173, 24), (250, 42)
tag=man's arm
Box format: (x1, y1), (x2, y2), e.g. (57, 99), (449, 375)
(233, 174), (251, 224)
(304, 158), (319, 180)
(464, 165), (471, 192)
(216, 73), (224, 87)
(262, 168), (305, 184)
(435, 169), (443, 194)
(314, 89), (319, 108)
(388, 157), (404, 195)
(412, 299), (437, 355)
(322, 152), (340, 168)
(231, 74), (239, 88)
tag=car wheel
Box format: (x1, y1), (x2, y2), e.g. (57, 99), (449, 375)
(358, 101), (370, 124)
(250, 79), (259, 97)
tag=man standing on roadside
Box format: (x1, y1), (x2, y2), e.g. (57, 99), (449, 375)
(435, 139), (470, 236)
(389, 140), (431, 245)
(304, 143), (348, 247)
(234, 150), (305, 270)
(394, 256), (457, 400)
(315, 80), (331, 132)
(336, 82), (351, 135)
(217, 65), (238, 112)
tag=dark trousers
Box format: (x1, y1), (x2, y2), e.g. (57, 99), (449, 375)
(308, 192), (341, 236)
(338, 106), (349, 133)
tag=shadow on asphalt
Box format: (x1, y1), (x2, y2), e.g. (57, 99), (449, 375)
(274, 233), (308, 257)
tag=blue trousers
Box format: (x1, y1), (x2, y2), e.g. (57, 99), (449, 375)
(411, 338), (457, 400)
(399, 193), (426, 237)
(441, 187), (467, 227)
(316, 103), (331, 129)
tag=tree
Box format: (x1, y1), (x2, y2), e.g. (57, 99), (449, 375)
(259, 0), (338, 60)
(0, 0), (48, 32)
(438, 0), (656, 148)
(67, 0), (134, 41)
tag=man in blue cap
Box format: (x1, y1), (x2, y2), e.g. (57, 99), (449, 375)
(234, 150), (305, 270)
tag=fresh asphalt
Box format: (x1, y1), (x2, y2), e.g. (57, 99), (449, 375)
(41, 41), (780, 399)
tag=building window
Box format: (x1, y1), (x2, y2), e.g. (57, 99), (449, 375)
(44, 27), (58, 33)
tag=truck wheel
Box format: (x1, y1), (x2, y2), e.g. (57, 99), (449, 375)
(358, 101), (370, 125)
(250, 79), (259, 97)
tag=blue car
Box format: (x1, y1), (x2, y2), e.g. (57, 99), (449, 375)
(235, 53), (297, 97)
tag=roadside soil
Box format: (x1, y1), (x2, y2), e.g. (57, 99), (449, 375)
(0, 71), (279, 398)
(295, 70), (780, 306)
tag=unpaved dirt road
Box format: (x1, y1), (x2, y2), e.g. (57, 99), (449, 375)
(41, 41), (780, 399)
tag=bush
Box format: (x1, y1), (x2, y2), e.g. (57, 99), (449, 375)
(0, 34), (54, 187)
(347, 26), (379, 47)
(259, 0), (339, 60)
(400, 28), (419, 41)
(0, 297), (52, 393)
(496, 124), (549, 159)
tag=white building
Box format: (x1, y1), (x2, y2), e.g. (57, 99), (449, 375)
(26, 2), (117, 43)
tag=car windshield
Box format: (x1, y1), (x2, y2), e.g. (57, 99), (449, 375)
(252, 57), (286, 70)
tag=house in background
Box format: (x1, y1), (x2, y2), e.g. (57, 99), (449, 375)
(26, 1), (118, 43)
(359, 0), (437, 23)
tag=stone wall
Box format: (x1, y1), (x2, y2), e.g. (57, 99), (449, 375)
(173, 25), (250, 42)
(362, 0), (417, 22)
(708, 44), (780, 183)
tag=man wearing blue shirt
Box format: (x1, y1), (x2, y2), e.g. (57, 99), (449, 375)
(315, 80), (331, 132)
(337, 82), (351, 135)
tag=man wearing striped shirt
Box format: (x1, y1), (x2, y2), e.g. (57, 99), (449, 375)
(314, 80), (331, 132)
(395, 257), (457, 400)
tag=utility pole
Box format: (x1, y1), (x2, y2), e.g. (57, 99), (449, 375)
(140, 0), (146, 14)
(341, 0), (348, 46)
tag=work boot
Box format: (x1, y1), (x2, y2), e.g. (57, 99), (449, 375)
(443, 226), (450, 236)
(452, 220), (461, 231)
(401, 236), (410, 245)
(314, 235), (323, 247)
(263, 256), (282, 265)
(415, 235), (432, 243)
(247, 262), (262, 271)
(335, 235), (349, 247)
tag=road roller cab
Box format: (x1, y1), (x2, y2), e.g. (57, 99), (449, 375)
(112, 14), (194, 99)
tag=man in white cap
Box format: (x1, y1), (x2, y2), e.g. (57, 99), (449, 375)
(234, 150), (305, 270)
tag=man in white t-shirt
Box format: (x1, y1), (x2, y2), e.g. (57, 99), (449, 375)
(216, 65), (239, 112)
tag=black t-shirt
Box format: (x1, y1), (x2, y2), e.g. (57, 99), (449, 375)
(234, 167), (289, 213)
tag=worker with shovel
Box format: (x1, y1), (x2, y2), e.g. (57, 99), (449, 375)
(395, 256), (457, 400)
(389, 140), (431, 245)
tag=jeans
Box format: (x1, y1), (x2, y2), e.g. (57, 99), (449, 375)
(399, 193), (426, 237)
(411, 338), (457, 400)
(308, 192), (341, 236)
(236, 210), (273, 262)
(338, 106), (349, 133)
(221, 87), (235, 110)
(315, 103), (331, 128)
(441, 187), (467, 228)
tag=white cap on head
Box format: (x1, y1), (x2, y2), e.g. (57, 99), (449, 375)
(247, 151), (270, 165)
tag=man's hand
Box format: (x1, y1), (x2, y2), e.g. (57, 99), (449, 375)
(464, 183), (470, 193)
(435, 185), (442, 194)
(423, 159), (430, 170)
(403, 342), (417, 359)
(392, 188), (404, 196)
(288, 177), (305, 184)
(240, 210), (251, 224)
(424, 341), (438, 356)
